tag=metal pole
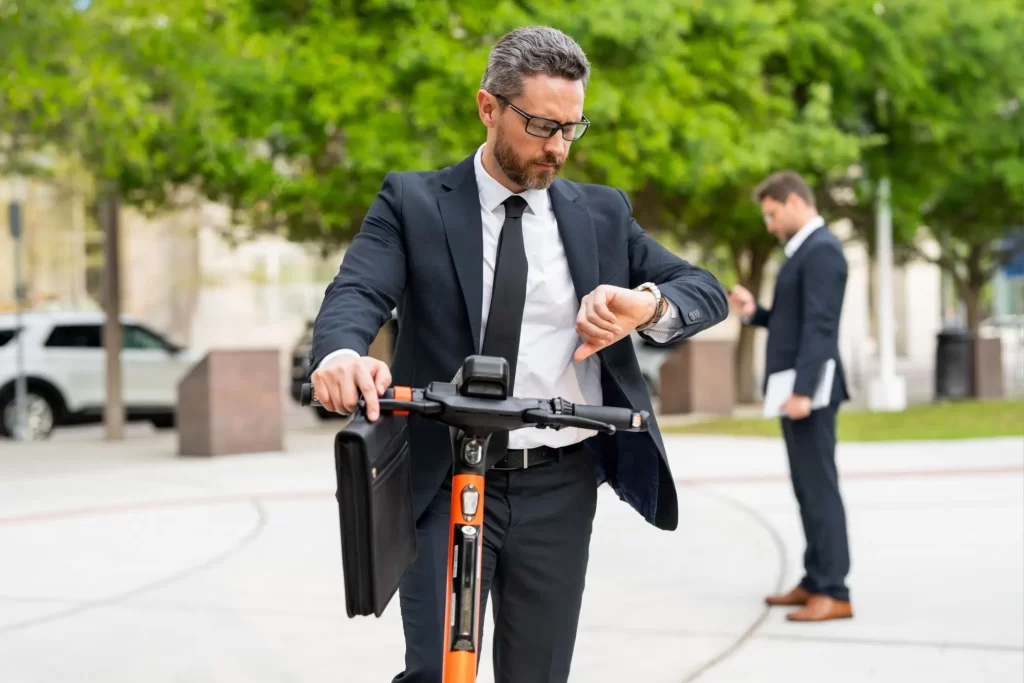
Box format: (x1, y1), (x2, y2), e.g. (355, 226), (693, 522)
(876, 178), (896, 380)
(9, 199), (27, 440)
(868, 176), (907, 411)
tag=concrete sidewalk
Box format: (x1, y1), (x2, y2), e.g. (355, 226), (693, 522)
(0, 429), (1021, 682)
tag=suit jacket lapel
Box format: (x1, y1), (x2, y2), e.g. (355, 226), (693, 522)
(785, 223), (827, 265)
(773, 226), (827, 305)
(438, 154), (485, 352)
(549, 179), (598, 304)
(437, 165), (599, 354)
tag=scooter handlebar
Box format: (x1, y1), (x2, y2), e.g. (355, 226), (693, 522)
(298, 382), (648, 434)
(300, 384), (399, 409)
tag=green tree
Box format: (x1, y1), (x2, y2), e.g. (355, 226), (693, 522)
(811, 0), (1024, 334)
(917, 100), (1024, 331)
(1, 0), (272, 438)
(902, 0), (1024, 331)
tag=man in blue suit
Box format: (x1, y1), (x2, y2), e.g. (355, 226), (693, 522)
(309, 25), (728, 683)
(730, 170), (853, 623)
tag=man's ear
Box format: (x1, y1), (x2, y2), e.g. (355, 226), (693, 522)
(477, 90), (499, 128)
(786, 192), (811, 213)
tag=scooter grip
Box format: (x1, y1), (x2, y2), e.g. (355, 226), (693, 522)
(300, 385), (395, 407)
(572, 404), (649, 431)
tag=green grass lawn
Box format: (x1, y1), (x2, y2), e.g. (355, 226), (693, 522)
(662, 399), (1024, 442)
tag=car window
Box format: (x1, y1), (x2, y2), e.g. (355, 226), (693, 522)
(0, 328), (19, 347)
(123, 325), (171, 351)
(45, 325), (102, 348)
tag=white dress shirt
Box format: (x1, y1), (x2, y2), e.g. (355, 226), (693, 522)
(321, 144), (683, 449)
(784, 215), (825, 258)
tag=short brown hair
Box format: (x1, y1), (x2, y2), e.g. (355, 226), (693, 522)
(753, 170), (816, 207)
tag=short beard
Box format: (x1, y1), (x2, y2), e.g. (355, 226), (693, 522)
(777, 216), (804, 243)
(493, 124), (562, 190)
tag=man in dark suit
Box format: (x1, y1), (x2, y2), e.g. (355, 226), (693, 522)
(729, 170), (853, 623)
(309, 25), (727, 683)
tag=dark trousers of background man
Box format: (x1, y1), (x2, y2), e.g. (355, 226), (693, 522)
(780, 403), (851, 602)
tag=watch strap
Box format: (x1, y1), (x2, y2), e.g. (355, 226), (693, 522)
(634, 282), (666, 331)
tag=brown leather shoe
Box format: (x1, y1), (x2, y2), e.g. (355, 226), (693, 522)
(786, 594), (853, 622)
(765, 586), (812, 607)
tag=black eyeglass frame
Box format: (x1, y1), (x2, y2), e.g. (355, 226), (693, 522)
(493, 94), (591, 141)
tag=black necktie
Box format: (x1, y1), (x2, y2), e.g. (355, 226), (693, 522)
(480, 195), (529, 465)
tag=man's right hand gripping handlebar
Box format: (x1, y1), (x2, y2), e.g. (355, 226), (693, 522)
(310, 354), (393, 421)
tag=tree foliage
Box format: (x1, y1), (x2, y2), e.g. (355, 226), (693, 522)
(3, 0), (1022, 347)
(820, 0), (1024, 284)
(1, 0), (265, 203)
(906, 0), (1024, 331)
(1, 0), (86, 176)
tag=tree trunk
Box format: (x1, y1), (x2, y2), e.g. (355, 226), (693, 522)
(962, 242), (987, 333)
(961, 284), (982, 334)
(732, 243), (772, 404)
(99, 186), (125, 441)
(736, 325), (759, 404)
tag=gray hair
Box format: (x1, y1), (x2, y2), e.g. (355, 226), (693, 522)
(480, 26), (590, 100)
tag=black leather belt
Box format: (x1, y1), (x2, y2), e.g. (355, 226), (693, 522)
(492, 441), (585, 471)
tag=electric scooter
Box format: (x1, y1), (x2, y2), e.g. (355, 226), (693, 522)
(301, 354), (649, 683)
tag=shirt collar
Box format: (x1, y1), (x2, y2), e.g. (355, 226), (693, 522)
(784, 214), (826, 257)
(473, 144), (550, 218)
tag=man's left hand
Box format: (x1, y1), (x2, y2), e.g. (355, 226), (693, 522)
(574, 285), (657, 361)
(782, 394), (813, 420)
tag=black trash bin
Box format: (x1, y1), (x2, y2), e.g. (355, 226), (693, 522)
(934, 328), (975, 400)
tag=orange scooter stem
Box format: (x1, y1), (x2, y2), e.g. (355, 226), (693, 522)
(441, 436), (490, 683)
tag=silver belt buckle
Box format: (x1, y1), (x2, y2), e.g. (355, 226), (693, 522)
(522, 448), (529, 469)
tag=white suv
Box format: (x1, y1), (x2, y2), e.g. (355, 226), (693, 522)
(0, 310), (203, 439)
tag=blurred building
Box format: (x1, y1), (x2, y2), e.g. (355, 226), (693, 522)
(0, 177), (90, 312)
(1, 176), (340, 374)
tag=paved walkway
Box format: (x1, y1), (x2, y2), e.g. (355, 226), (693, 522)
(0, 427), (1021, 682)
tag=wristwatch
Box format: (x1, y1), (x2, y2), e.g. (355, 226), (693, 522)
(634, 282), (667, 331)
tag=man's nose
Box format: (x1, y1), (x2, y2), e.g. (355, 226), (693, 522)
(543, 134), (568, 158)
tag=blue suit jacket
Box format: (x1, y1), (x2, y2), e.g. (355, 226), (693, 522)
(311, 152), (729, 531)
(750, 225), (851, 404)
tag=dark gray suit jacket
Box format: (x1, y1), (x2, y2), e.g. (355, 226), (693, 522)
(312, 151), (728, 531)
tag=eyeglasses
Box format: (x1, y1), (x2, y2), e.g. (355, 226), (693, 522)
(494, 94), (590, 141)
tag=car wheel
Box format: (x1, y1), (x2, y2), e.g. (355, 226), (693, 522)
(1, 390), (57, 440)
(150, 413), (176, 430)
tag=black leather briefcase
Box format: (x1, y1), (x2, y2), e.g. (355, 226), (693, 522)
(334, 411), (417, 618)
